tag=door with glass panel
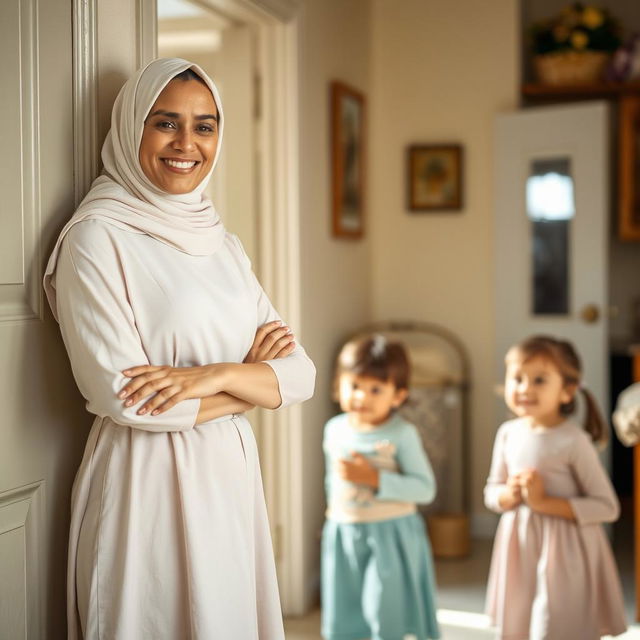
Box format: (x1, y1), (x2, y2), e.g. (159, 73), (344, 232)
(494, 102), (609, 421)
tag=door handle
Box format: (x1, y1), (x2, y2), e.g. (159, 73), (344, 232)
(580, 304), (600, 324)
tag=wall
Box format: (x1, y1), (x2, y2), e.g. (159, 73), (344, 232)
(297, 0), (372, 604)
(368, 0), (519, 533)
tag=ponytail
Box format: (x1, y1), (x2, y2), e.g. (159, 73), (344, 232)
(580, 387), (608, 447)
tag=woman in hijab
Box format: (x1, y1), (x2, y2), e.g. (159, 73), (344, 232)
(44, 58), (315, 639)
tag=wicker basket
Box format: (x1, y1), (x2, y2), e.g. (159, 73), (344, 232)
(426, 512), (470, 559)
(534, 50), (610, 85)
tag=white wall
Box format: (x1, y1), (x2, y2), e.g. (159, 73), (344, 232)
(368, 0), (519, 532)
(297, 0), (372, 604)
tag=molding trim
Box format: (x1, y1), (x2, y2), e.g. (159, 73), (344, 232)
(255, 16), (305, 615)
(195, 0), (299, 24)
(0, 481), (45, 639)
(137, 0), (158, 67)
(0, 0), (41, 322)
(72, 0), (99, 208)
(245, 0), (298, 21)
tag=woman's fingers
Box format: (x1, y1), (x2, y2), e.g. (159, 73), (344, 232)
(264, 334), (295, 360)
(124, 377), (175, 408)
(244, 321), (295, 363)
(119, 366), (168, 398)
(138, 386), (185, 415)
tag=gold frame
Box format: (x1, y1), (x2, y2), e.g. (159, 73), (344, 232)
(619, 96), (640, 240)
(331, 81), (366, 238)
(407, 144), (463, 212)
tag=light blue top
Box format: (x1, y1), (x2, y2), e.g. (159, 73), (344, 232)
(323, 412), (436, 523)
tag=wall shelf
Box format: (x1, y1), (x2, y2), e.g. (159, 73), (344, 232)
(522, 80), (640, 100)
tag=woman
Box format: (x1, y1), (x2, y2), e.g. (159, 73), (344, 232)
(44, 58), (315, 639)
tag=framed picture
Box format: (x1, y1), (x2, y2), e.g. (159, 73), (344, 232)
(619, 96), (640, 241)
(331, 81), (365, 238)
(407, 144), (463, 211)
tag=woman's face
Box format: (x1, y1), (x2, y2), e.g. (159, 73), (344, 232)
(139, 78), (219, 194)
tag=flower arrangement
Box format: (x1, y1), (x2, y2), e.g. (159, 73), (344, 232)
(530, 3), (621, 56)
(529, 3), (622, 85)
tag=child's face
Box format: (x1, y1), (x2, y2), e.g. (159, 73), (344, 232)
(338, 373), (408, 427)
(504, 355), (574, 426)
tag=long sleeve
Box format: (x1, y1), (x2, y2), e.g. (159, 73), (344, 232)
(568, 432), (620, 526)
(230, 234), (315, 408)
(55, 223), (200, 432)
(376, 424), (436, 504)
(484, 424), (509, 513)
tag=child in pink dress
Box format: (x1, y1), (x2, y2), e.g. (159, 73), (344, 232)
(484, 335), (626, 640)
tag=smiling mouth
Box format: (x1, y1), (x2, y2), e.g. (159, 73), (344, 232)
(162, 158), (199, 171)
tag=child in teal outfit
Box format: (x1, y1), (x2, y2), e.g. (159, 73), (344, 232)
(321, 335), (440, 640)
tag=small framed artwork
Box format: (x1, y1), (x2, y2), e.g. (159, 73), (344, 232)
(407, 144), (463, 211)
(331, 81), (366, 238)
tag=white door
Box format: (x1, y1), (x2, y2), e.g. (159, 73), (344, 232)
(494, 102), (609, 422)
(0, 0), (89, 637)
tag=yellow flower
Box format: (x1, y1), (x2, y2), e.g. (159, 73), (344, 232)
(582, 7), (604, 29)
(571, 30), (589, 50)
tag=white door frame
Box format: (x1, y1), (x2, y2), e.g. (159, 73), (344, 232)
(75, 0), (305, 615)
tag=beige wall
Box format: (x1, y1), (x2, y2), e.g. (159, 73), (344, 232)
(297, 0), (372, 604)
(368, 0), (519, 531)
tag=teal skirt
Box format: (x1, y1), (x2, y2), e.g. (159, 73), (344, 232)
(321, 513), (440, 640)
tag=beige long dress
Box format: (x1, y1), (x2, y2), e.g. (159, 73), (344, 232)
(484, 418), (627, 640)
(53, 219), (315, 639)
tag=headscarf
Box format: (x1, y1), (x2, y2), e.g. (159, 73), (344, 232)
(43, 58), (226, 320)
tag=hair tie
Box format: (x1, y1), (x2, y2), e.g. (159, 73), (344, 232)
(371, 335), (387, 359)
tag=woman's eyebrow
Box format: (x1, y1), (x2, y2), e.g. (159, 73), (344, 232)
(148, 109), (218, 121)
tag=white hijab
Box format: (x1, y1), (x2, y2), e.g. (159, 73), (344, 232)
(44, 57), (226, 320)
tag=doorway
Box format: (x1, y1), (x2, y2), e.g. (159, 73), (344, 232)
(155, 0), (306, 614)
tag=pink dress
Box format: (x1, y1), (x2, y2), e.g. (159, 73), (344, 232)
(484, 418), (627, 640)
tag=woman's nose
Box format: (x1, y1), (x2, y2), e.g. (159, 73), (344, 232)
(172, 128), (195, 152)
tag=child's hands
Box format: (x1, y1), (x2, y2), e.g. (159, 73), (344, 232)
(519, 469), (545, 509)
(498, 475), (523, 510)
(336, 452), (380, 489)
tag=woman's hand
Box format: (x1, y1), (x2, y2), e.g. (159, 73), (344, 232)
(119, 363), (228, 416)
(336, 452), (380, 489)
(244, 321), (295, 363)
(118, 322), (295, 416)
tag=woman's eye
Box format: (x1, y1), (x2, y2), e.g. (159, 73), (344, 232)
(156, 120), (176, 130)
(371, 387), (381, 395)
(197, 124), (215, 134)
(534, 377), (545, 385)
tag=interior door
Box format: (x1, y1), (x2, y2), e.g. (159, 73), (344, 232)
(0, 0), (90, 637)
(494, 102), (609, 425)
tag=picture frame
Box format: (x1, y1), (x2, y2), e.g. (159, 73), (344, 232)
(407, 144), (463, 211)
(331, 81), (366, 238)
(619, 96), (640, 241)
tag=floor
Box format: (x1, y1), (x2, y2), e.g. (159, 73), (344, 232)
(284, 509), (640, 640)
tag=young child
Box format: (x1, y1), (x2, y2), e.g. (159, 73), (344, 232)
(484, 335), (627, 640)
(321, 335), (440, 640)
